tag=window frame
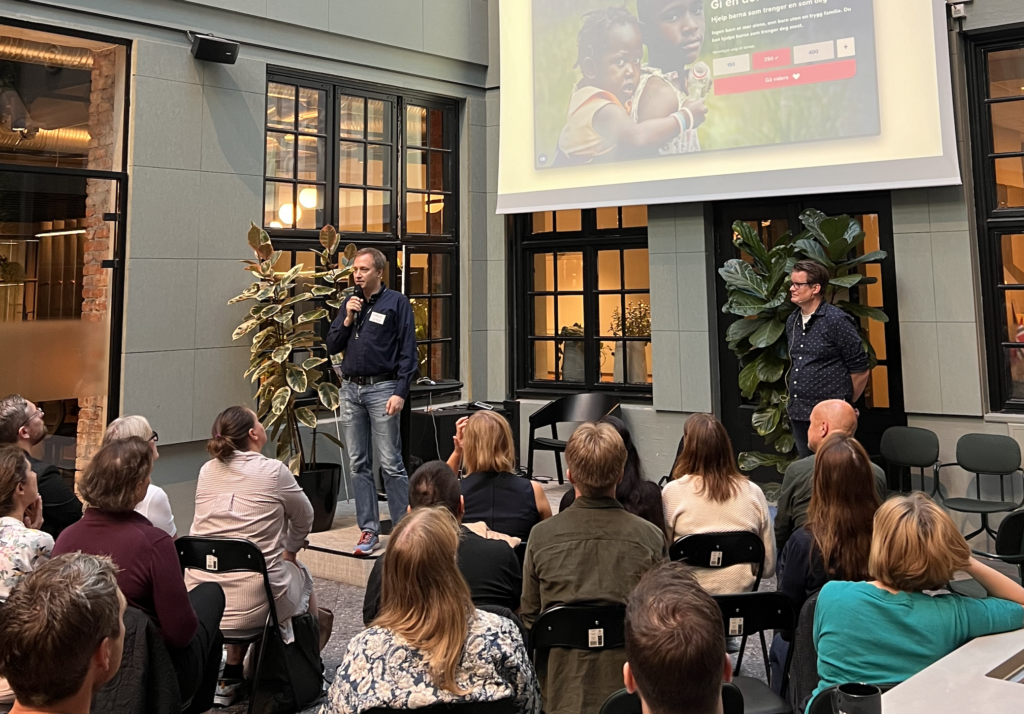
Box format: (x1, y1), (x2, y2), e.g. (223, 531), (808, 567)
(509, 209), (653, 399)
(967, 30), (1024, 412)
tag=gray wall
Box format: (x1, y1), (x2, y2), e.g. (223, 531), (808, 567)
(961, 0), (1024, 33)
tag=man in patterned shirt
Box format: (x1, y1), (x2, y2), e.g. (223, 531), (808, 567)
(786, 260), (870, 458)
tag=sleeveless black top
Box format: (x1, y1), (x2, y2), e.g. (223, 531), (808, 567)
(461, 471), (541, 542)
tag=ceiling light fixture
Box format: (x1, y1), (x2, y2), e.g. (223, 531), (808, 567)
(34, 229), (86, 238)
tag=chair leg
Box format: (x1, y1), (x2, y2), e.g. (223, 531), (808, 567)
(962, 523), (985, 542)
(735, 634), (747, 675)
(554, 452), (564, 485)
(247, 622), (273, 714)
(526, 433), (536, 481)
(982, 514), (999, 540)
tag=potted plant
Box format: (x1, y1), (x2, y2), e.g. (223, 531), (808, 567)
(556, 323), (585, 382)
(610, 301), (651, 384)
(229, 222), (356, 530)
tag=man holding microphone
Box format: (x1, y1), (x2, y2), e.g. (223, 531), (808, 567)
(327, 248), (417, 555)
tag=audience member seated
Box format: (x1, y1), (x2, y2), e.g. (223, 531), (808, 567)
(0, 394), (82, 538)
(521, 421), (667, 714)
(102, 415), (177, 538)
(558, 416), (666, 535)
(0, 553), (125, 714)
(775, 400), (887, 552)
(448, 411), (552, 541)
(187, 405), (329, 708)
(52, 438), (225, 714)
(0, 444), (54, 706)
(323, 507), (540, 714)
(811, 492), (1024, 707)
(663, 413), (775, 594)
(623, 563), (732, 714)
(769, 434), (880, 692)
(363, 460), (522, 625)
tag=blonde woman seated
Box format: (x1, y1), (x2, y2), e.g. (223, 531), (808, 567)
(663, 413), (775, 593)
(447, 411), (551, 542)
(810, 492), (1024, 707)
(322, 507), (540, 714)
(102, 414), (176, 537)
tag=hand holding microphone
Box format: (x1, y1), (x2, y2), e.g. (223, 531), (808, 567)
(344, 288), (364, 327)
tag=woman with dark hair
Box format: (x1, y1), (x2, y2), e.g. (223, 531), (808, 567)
(187, 405), (328, 707)
(662, 413), (775, 593)
(558, 416), (665, 535)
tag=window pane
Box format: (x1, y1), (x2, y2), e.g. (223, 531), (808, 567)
(866, 365), (889, 409)
(622, 205), (648, 227)
(298, 87), (326, 133)
(368, 99), (390, 141)
(407, 105), (427, 146)
(596, 207), (619, 230)
(598, 251), (621, 290)
(430, 298), (450, 338)
(989, 48), (1024, 99)
(600, 294), (623, 337)
(412, 299), (428, 341)
(339, 142), (364, 185)
(533, 341), (556, 381)
(429, 151), (448, 191)
(430, 342), (450, 381)
(555, 210), (582, 232)
(339, 95), (365, 138)
(267, 82), (296, 129)
(624, 295), (652, 337)
(532, 212), (554, 233)
(533, 296), (554, 336)
(1003, 290), (1024, 342)
(1006, 347), (1024, 400)
(338, 188), (364, 231)
(407, 149), (427, 190)
(991, 100), (1024, 154)
(265, 132), (294, 178)
(431, 253), (450, 293)
(599, 341), (623, 383)
(409, 253), (428, 294)
(558, 295), (584, 334)
(533, 253), (554, 291)
(366, 190), (392, 233)
(557, 341), (585, 382)
(407, 193), (427, 234)
(1001, 234), (1024, 284)
(429, 108), (444, 147)
(626, 342), (653, 385)
(296, 185), (323, 229)
(624, 248), (650, 289)
(417, 342), (429, 374)
(556, 252), (584, 290)
(265, 182), (294, 229)
(996, 157), (1024, 208)
(367, 145), (391, 187)
(297, 136), (324, 182)
(428, 195), (445, 234)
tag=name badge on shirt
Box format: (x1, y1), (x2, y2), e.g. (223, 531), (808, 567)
(368, 311), (386, 325)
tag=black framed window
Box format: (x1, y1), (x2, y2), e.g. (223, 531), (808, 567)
(264, 70), (459, 382)
(967, 35), (1024, 411)
(511, 207), (652, 396)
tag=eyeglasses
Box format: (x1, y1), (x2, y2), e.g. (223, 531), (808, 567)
(149, 431), (159, 443)
(18, 407), (43, 429)
(790, 281), (814, 288)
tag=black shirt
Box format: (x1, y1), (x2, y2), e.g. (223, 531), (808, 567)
(362, 524), (523, 625)
(786, 301), (869, 421)
(777, 527), (829, 632)
(325, 286), (418, 400)
(29, 455), (83, 539)
(461, 471), (541, 542)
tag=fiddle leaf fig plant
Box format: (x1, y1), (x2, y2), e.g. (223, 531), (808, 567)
(230, 222), (357, 474)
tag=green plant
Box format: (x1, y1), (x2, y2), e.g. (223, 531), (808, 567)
(229, 223), (357, 473)
(719, 209), (888, 473)
(0, 255), (23, 284)
(610, 301), (652, 338)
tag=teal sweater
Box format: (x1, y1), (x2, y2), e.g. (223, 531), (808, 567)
(810, 580), (1024, 710)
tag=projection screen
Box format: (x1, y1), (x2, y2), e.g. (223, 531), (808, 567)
(496, 0), (960, 214)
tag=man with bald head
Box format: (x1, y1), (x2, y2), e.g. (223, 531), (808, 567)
(774, 400), (887, 551)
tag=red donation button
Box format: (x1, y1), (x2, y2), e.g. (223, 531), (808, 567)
(714, 59), (858, 96)
(753, 48), (792, 69)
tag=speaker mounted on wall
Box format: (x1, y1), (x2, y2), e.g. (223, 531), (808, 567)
(189, 34), (239, 64)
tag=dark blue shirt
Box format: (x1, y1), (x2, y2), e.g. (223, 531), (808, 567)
(785, 301), (869, 422)
(325, 286), (418, 400)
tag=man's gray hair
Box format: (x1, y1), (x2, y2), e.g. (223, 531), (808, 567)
(355, 247), (387, 273)
(0, 394), (29, 445)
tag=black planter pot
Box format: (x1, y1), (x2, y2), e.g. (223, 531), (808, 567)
(296, 462), (342, 533)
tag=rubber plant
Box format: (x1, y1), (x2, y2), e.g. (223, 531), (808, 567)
(229, 222), (357, 474)
(719, 209), (888, 474)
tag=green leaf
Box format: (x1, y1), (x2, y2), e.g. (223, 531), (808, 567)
(319, 225), (340, 254)
(273, 309), (294, 325)
(793, 238), (835, 269)
(751, 406), (781, 436)
(723, 291), (787, 318)
(271, 386), (291, 415)
(260, 304), (283, 319)
(295, 406), (317, 429)
(280, 264), (302, 285)
(272, 345), (293, 363)
(774, 433), (796, 454)
(320, 431), (345, 450)
(738, 360), (762, 399)
(286, 363), (308, 393)
(287, 454), (302, 476)
(228, 286), (259, 305)
(232, 319), (260, 340)
(730, 221), (770, 272)
(318, 382), (340, 411)
(719, 259), (768, 299)
(829, 274), (866, 289)
(839, 250), (887, 270)
(311, 285), (334, 296)
(343, 243), (357, 263)
(754, 351), (786, 383)
(249, 360), (275, 383)
(726, 318), (765, 343)
(836, 301), (889, 323)
(749, 319), (785, 349)
(737, 451), (796, 474)
(303, 357), (328, 371)
(246, 222), (264, 253)
(297, 308), (329, 324)
(255, 284), (276, 301)
(325, 299), (343, 309)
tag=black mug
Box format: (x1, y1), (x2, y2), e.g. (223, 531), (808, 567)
(834, 683), (882, 714)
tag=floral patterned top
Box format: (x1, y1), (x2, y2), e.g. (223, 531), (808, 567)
(321, 609), (541, 714)
(0, 516), (54, 601)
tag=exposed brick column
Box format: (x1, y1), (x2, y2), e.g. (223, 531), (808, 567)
(76, 47), (117, 472)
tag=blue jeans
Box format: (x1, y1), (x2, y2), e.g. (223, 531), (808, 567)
(340, 379), (409, 535)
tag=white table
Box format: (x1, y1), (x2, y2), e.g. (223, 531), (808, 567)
(881, 628), (1024, 712)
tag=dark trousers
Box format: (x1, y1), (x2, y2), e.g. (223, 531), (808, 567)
(791, 419), (812, 459)
(168, 582), (225, 714)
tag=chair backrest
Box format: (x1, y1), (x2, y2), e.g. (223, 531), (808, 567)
(670, 531), (766, 591)
(598, 685), (743, 714)
(713, 591), (796, 639)
(364, 699), (516, 714)
(956, 433), (1021, 476)
(528, 393), (621, 430)
(880, 426), (939, 469)
(176, 536), (278, 627)
(788, 591), (821, 714)
(721, 682), (743, 714)
(996, 510), (1024, 558)
(530, 604), (626, 654)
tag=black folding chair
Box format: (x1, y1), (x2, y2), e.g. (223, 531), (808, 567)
(364, 700), (515, 714)
(880, 425), (940, 494)
(525, 393), (621, 484)
(714, 592), (796, 714)
(176, 536), (296, 714)
(529, 603), (626, 662)
(949, 509), (1024, 598)
(598, 684), (744, 714)
(938, 434), (1024, 541)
